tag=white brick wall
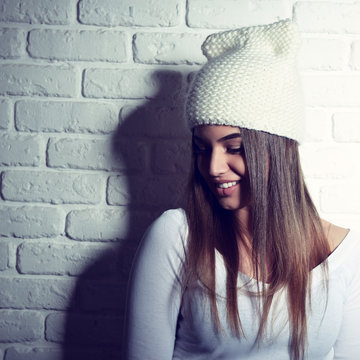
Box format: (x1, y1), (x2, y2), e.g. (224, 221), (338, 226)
(0, 1), (360, 359)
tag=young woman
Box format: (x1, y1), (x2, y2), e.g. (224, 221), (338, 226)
(125, 19), (360, 360)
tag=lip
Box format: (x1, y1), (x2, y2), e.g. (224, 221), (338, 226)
(212, 180), (241, 197)
(213, 179), (241, 187)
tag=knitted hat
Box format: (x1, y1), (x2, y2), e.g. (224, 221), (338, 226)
(185, 19), (305, 143)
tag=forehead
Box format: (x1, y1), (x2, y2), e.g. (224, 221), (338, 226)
(193, 125), (241, 140)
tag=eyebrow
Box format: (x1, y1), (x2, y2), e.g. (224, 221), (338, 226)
(193, 133), (242, 143)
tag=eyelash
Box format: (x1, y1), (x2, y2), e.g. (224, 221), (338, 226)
(193, 144), (244, 155)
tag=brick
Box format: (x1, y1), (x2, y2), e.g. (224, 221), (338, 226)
(5, 347), (104, 360)
(28, 29), (127, 62)
(16, 100), (119, 134)
(83, 68), (182, 100)
(301, 74), (360, 107)
(153, 140), (191, 174)
(5, 347), (63, 360)
(0, 99), (11, 130)
(0, 134), (41, 166)
(78, 0), (181, 27)
(133, 32), (205, 65)
(0, 65), (78, 97)
(80, 280), (126, 311)
(0, 28), (26, 59)
(304, 108), (332, 142)
(2, 170), (103, 205)
(299, 38), (348, 70)
(187, 0), (291, 28)
(120, 104), (189, 138)
(333, 112), (360, 142)
(47, 137), (113, 171)
(47, 137), (147, 172)
(0, 277), (75, 310)
(17, 241), (117, 276)
(107, 174), (187, 208)
(0, 242), (9, 271)
(66, 208), (129, 241)
(300, 144), (360, 179)
(46, 312), (122, 345)
(0, 0), (73, 24)
(350, 40), (360, 70)
(0, 310), (43, 342)
(320, 183), (360, 213)
(0, 206), (65, 238)
(294, 2), (360, 33)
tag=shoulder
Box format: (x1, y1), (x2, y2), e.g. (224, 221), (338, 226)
(322, 219), (350, 253)
(145, 208), (188, 241)
(139, 208), (188, 259)
(326, 227), (360, 276)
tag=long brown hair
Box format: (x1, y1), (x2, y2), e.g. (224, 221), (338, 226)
(183, 127), (330, 360)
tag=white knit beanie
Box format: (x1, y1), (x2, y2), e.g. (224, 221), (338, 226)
(186, 19), (305, 143)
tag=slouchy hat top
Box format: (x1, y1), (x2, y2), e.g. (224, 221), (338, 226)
(185, 19), (305, 143)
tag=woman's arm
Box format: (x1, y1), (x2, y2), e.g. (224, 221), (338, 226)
(124, 210), (186, 360)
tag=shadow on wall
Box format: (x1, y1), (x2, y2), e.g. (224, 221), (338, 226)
(61, 70), (191, 360)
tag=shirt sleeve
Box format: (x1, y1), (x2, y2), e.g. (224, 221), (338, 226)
(124, 209), (186, 360)
(333, 234), (360, 359)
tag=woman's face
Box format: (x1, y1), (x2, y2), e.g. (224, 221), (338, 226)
(193, 125), (251, 213)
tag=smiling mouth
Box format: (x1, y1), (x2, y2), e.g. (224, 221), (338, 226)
(216, 180), (240, 189)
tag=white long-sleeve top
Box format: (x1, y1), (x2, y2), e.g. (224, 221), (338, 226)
(125, 209), (360, 359)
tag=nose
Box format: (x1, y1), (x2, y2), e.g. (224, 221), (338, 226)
(209, 149), (228, 177)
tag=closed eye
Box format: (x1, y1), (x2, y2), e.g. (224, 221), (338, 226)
(227, 146), (244, 154)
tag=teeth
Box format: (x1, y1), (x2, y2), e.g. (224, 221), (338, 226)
(218, 181), (237, 189)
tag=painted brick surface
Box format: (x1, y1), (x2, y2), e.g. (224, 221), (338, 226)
(28, 29), (128, 62)
(78, 0), (181, 27)
(66, 208), (130, 241)
(0, 28), (26, 58)
(0, 0), (73, 24)
(320, 184), (360, 213)
(0, 206), (65, 238)
(107, 174), (187, 207)
(46, 312), (123, 345)
(17, 241), (117, 276)
(351, 40), (360, 70)
(47, 136), (147, 171)
(5, 347), (63, 360)
(302, 74), (360, 107)
(300, 145), (360, 179)
(2, 170), (103, 204)
(15, 100), (119, 134)
(0, 277), (75, 310)
(304, 108), (332, 142)
(83, 68), (183, 99)
(0, 0), (359, 357)
(133, 32), (206, 65)
(47, 137), (114, 171)
(295, 2), (360, 33)
(0, 242), (9, 271)
(0, 134), (41, 166)
(120, 105), (189, 138)
(0, 99), (11, 129)
(299, 38), (348, 70)
(0, 310), (43, 342)
(187, 0), (292, 28)
(333, 112), (360, 142)
(153, 140), (191, 174)
(80, 280), (126, 311)
(0, 65), (78, 97)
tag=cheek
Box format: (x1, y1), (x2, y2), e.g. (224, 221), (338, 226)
(229, 157), (247, 176)
(196, 156), (208, 177)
